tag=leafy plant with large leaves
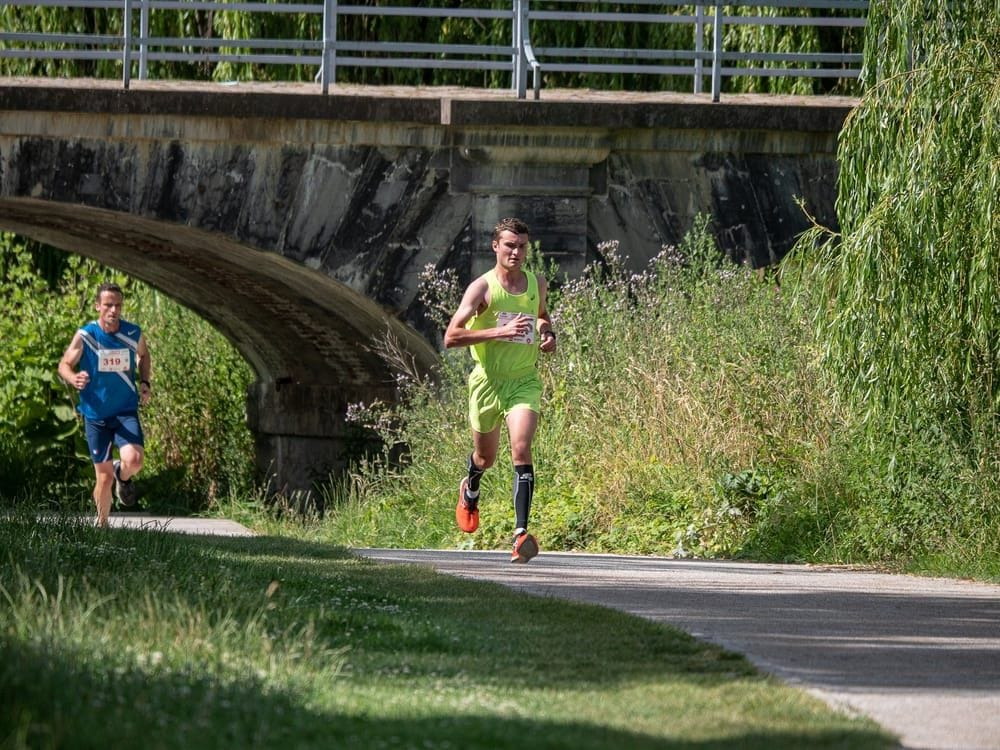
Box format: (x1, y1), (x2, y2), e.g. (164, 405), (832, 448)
(0, 237), (103, 500)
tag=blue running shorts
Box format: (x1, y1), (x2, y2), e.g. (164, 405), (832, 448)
(83, 413), (144, 464)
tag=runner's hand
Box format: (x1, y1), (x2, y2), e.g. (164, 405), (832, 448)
(499, 314), (531, 340)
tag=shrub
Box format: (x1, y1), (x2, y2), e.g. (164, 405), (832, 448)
(0, 237), (255, 512)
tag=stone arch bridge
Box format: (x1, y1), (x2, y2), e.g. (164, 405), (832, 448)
(0, 79), (853, 493)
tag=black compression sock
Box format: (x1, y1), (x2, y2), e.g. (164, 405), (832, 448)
(513, 464), (534, 530)
(466, 454), (486, 499)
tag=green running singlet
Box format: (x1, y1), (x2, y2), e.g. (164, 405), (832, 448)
(467, 269), (540, 379)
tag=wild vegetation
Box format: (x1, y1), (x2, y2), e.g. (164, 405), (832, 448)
(253, 215), (994, 581)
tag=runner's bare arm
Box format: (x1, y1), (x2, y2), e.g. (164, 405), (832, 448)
(136, 335), (152, 405)
(58, 332), (89, 390)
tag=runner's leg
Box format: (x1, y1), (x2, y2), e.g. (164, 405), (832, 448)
(471, 426), (501, 475)
(84, 417), (116, 527)
(114, 414), (145, 481)
(93, 461), (115, 527)
(117, 443), (144, 481)
(506, 407), (538, 531)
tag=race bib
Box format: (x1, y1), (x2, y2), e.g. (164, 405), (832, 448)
(98, 348), (131, 373)
(496, 311), (536, 344)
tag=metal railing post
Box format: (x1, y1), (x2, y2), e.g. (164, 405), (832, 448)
(139, 0), (149, 80)
(122, 0), (132, 89)
(711, 3), (723, 102)
(523, 0), (540, 101)
(513, 0), (526, 97)
(321, 0), (336, 94)
(694, 4), (705, 94)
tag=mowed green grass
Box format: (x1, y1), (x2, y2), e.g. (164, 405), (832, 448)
(0, 514), (894, 749)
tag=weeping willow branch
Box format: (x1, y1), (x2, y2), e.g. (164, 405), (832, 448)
(814, 0), (1000, 454)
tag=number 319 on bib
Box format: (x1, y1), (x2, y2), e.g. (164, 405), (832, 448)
(98, 348), (130, 373)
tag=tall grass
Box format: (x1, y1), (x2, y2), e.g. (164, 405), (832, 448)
(318, 218), (820, 557)
(291, 218), (1000, 579)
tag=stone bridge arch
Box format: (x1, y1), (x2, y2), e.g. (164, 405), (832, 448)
(0, 85), (466, 494)
(0, 196), (438, 493)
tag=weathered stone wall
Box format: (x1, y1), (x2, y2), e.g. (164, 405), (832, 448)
(0, 83), (851, 326)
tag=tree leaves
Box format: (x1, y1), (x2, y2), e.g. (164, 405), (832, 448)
(815, 0), (1000, 457)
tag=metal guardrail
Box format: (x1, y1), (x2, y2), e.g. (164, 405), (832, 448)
(0, 1), (867, 102)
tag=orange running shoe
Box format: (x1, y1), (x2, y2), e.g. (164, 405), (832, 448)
(511, 531), (539, 563)
(456, 477), (479, 533)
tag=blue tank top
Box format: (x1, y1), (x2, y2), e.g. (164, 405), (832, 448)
(76, 319), (142, 420)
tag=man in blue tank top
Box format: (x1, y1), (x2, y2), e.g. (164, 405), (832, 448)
(59, 283), (152, 528)
(444, 217), (557, 563)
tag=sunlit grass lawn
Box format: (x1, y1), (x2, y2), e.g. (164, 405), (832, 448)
(0, 513), (894, 749)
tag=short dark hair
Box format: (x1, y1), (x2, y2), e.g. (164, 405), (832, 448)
(96, 282), (124, 302)
(493, 217), (529, 242)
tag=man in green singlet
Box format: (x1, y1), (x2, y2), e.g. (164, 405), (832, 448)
(444, 217), (557, 563)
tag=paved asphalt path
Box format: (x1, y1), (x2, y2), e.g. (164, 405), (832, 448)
(107, 512), (255, 536)
(354, 548), (1000, 750)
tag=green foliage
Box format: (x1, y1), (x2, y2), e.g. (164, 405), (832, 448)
(0, 237), (254, 511)
(212, 1), (322, 83)
(128, 285), (255, 511)
(0, 236), (103, 502)
(809, 2), (1000, 460)
(765, 1), (1000, 573)
(723, 4), (861, 96)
